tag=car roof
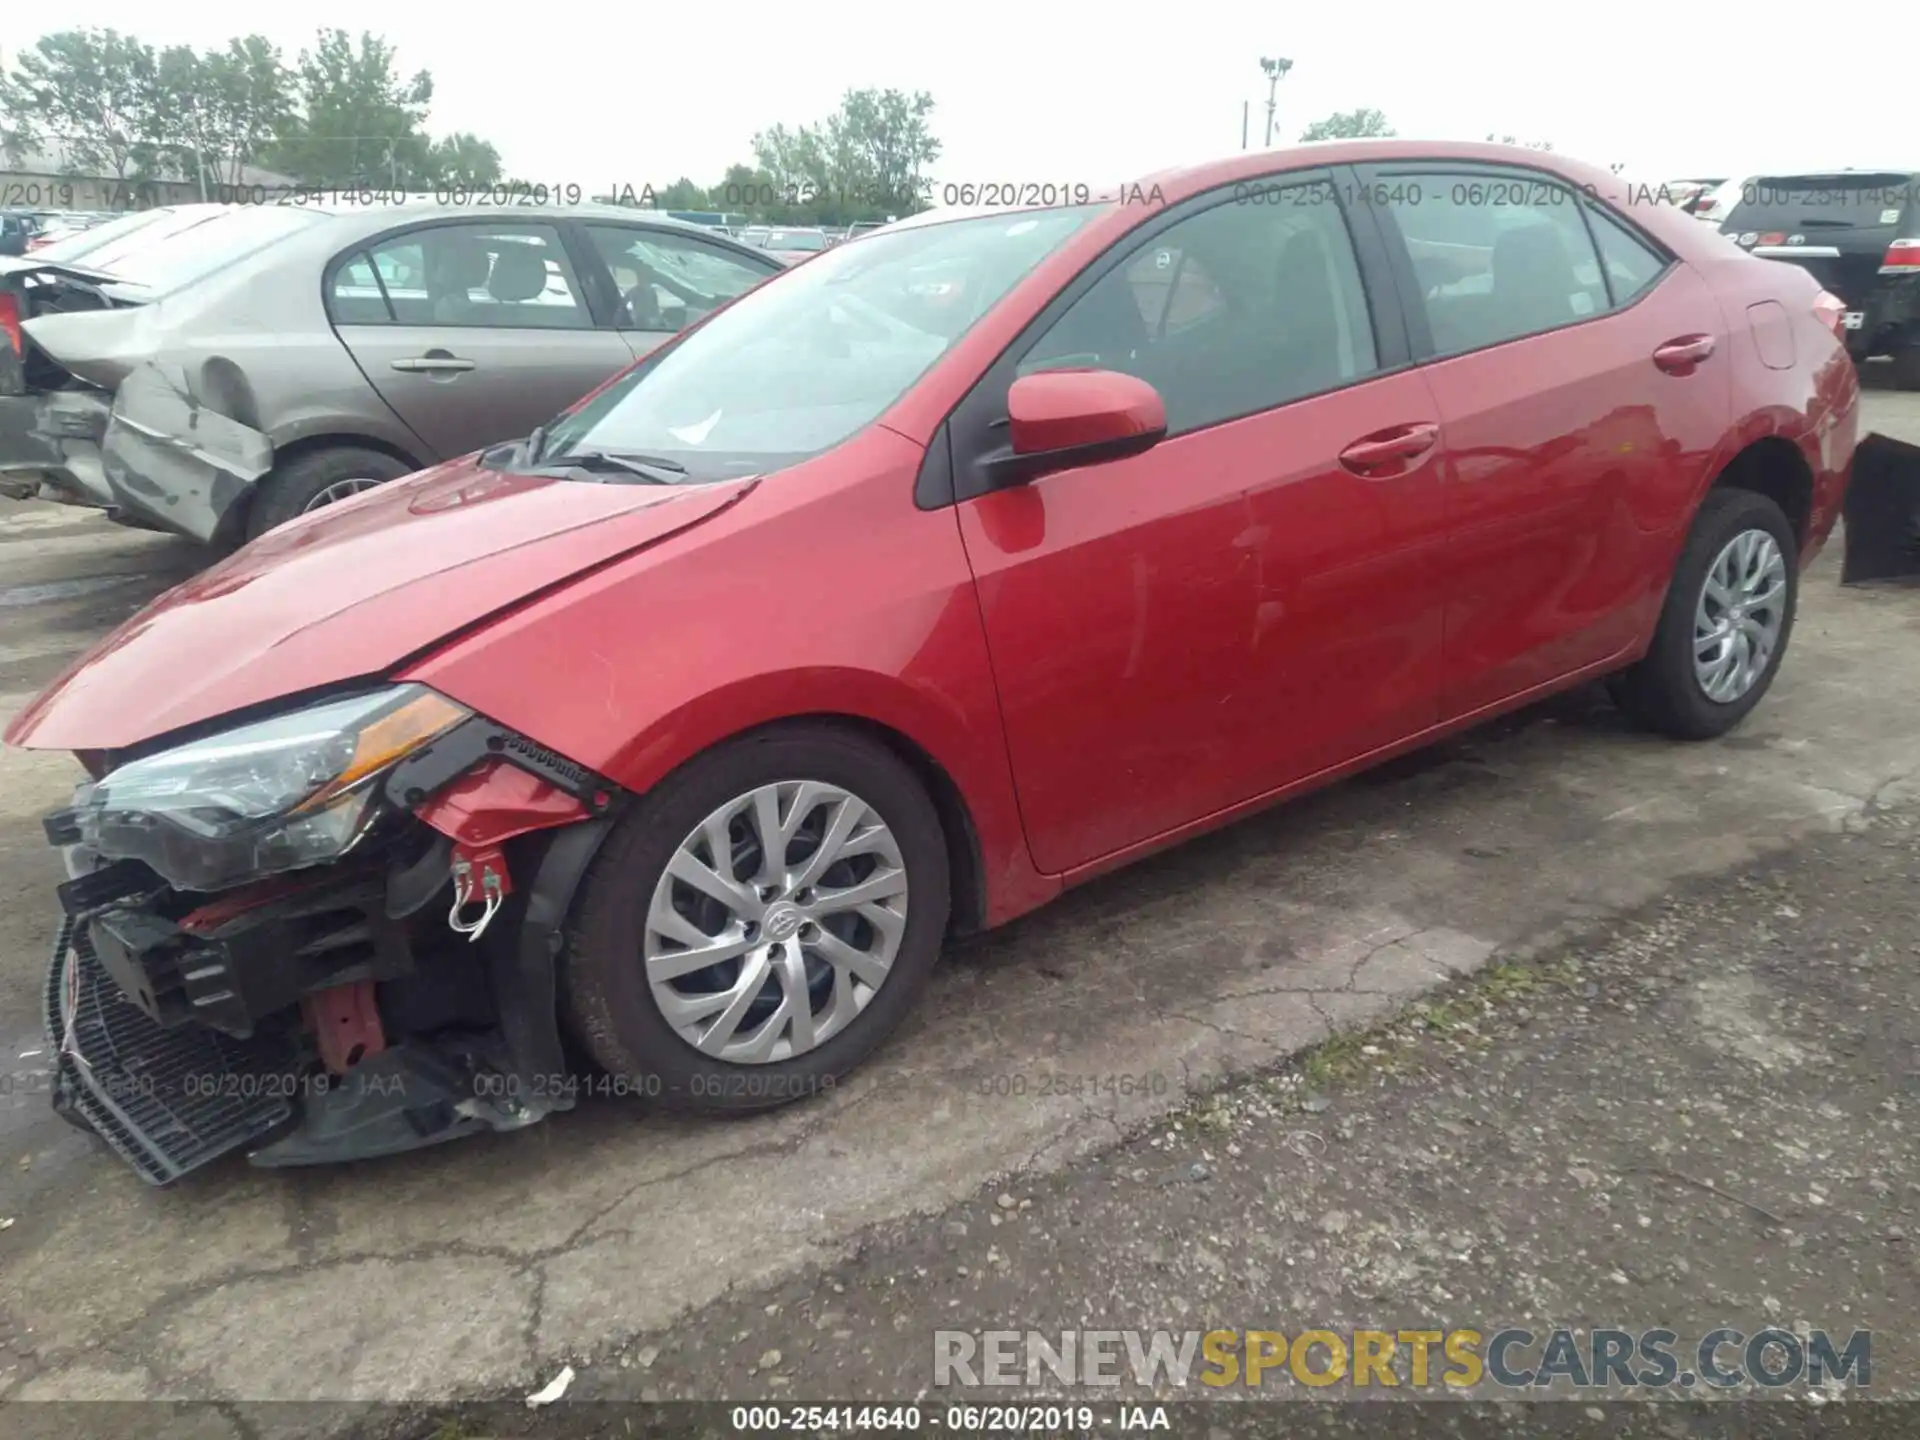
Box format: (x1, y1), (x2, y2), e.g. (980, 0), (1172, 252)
(1728, 168), (1920, 182)
(280, 196), (753, 242)
(875, 139), (1634, 239)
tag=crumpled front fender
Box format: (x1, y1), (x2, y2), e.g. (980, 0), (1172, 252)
(100, 362), (273, 542)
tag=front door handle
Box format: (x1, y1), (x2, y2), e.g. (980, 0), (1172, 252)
(391, 352), (476, 374)
(1652, 334), (1715, 375)
(1338, 421), (1440, 475)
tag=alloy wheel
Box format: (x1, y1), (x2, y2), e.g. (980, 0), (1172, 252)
(643, 780), (909, 1064)
(1693, 527), (1787, 704)
(302, 478), (386, 512)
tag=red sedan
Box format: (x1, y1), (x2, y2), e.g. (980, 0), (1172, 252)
(6, 140), (1858, 1181)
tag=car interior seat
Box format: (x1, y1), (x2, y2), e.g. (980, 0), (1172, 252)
(1491, 223), (1585, 339)
(426, 238), (494, 324)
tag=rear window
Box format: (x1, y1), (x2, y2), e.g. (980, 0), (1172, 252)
(34, 207), (221, 268)
(1722, 174), (1917, 234)
(90, 206), (326, 294)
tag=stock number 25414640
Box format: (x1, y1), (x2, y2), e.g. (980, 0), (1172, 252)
(978, 1072), (1168, 1099)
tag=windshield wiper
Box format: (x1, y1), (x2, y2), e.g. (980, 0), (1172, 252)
(540, 449), (689, 484)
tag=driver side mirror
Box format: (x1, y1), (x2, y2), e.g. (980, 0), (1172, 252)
(984, 370), (1168, 488)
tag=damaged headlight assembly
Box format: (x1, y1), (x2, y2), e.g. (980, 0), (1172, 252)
(57, 685), (471, 892)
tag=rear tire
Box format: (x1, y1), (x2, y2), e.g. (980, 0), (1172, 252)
(244, 446), (412, 542)
(562, 724), (950, 1115)
(1611, 488), (1798, 739)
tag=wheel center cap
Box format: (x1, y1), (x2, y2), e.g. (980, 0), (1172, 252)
(763, 902), (804, 942)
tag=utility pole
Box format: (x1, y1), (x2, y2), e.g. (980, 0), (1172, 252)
(1260, 56), (1293, 147)
(1241, 101), (1249, 150)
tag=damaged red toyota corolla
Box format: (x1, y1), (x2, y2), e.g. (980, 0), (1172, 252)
(4, 142), (1858, 1182)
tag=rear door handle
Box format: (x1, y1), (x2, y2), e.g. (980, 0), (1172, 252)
(391, 354), (476, 373)
(1652, 334), (1715, 375)
(1338, 421), (1440, 475)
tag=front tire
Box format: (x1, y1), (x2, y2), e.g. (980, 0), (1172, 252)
(1612, 488), (1798, 739)
(562, 724), (950, 1114)
(245, 446), (412, 541)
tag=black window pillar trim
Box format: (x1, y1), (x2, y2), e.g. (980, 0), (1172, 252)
(554, 217), (623, 328)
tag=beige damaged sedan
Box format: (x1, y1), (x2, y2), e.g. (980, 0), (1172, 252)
(0, 198), (781, 544)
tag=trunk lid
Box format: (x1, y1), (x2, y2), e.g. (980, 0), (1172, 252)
(21, 304), (159, 392)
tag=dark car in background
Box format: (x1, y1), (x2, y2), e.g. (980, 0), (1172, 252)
(1719, 170), (1920, 386)
(0, 212), (35, 257)
(761, 227), (831, 265)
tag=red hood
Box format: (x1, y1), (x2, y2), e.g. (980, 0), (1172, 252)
(5, 458), (755, 752)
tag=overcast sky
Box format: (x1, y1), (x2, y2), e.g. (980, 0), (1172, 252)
(5, 4), (1902, 193)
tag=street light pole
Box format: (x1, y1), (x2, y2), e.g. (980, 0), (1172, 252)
(1260, 56), (1293, 147)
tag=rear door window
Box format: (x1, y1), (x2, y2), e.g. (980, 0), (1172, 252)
(341, 223), (592, 329)
(1584, 203), (1669, 304)
(1370, 175), (1611, 355)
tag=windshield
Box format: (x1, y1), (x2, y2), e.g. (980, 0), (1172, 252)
(768, 230), (828, 252)
(538, 204), (1103, 481)
(91, 205), (325, 293)
(1723, 174), (1916, 233)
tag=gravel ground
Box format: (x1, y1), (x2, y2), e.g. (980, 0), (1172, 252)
(415, 796), (1920, 1435)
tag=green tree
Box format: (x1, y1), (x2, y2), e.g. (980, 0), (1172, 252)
(751, 121), (831, 220)
(148, 37), (295, 188)
(823, 87), (940, 216)
(749, 88), (940, 224)
(1297, 107), (1396, 142)
(653, 176), (712, 210)
(421, 132), (503, 186)
(269, 28), (432, 187)
(0, 29), (161, 182)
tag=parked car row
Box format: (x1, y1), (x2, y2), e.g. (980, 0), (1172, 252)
(4, 139), (1859, 1183)
(1, 208), (124, 256)
(726, 220), (898, 264)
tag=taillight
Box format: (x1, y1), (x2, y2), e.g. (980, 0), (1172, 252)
(1881, 238), (1920, 274)
(1812, 289), (1843, 341)
(1812, 289), (1847, 339)
(0, 293), (20, 357)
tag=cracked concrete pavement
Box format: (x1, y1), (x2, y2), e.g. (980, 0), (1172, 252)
(1, 388), (1918, 1411)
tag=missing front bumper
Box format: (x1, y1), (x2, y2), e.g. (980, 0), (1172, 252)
(43, 915), (295, 1184)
